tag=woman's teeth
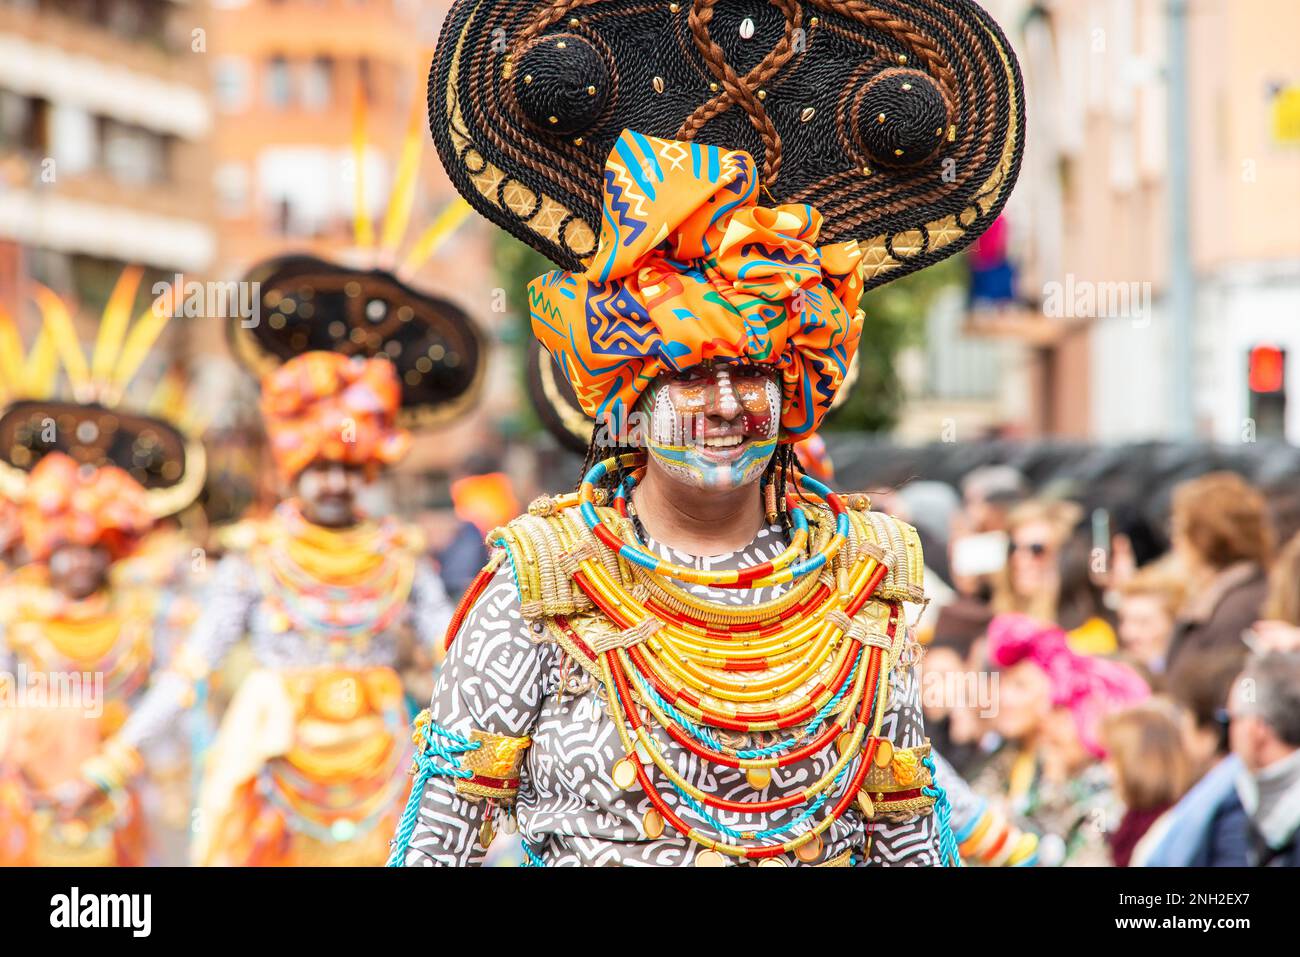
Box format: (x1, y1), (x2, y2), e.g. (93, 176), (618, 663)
(699, 435), (745, 449)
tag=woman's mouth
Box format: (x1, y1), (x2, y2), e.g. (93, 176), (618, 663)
(695, 433), (749, 462)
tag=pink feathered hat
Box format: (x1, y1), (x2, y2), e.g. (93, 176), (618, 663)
(987, 613), (1150, 758)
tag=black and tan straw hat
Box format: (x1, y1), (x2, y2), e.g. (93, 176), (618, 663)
(0, 273), (206, 518)
(429, 0), (1025, 288)
(0, 400), (203, 517)
(230, 255), (487, 430)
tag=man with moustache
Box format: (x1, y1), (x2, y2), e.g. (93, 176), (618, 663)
(70, 352), (455, 866)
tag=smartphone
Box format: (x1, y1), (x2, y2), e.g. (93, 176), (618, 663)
(1092, 508), (1111, 563)
(951, 531), (1010, 578)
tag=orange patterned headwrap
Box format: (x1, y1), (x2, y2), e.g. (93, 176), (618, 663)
(20, 452), (154, 561)
(529, 130), (866, 442)
(260, 352), (412, 482)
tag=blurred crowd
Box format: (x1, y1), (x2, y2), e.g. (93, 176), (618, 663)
(884, 466), (1300, 866)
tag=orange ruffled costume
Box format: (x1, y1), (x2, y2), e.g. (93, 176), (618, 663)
(529, 130), (867, 441)
(260, 352), (411, 481)
(0, 495), (19, 567)
(1, 454), (155, 866)
(19, 452), (153, 562)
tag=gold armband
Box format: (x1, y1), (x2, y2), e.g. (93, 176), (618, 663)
(856, 743), (935, 820)
(454, 729), (533, 803)
(81, 740), (144, 794)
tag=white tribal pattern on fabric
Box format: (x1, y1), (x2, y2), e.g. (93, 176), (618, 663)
(402, 526), (941, 867)
(115, 551), (453, 750)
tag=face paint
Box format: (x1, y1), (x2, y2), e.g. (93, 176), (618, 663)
(642, 363), (782, 491)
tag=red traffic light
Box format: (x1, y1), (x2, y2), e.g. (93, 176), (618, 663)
(1249, 345), (1285, 394)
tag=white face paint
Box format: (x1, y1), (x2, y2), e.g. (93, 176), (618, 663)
(642, 363), (782, 491)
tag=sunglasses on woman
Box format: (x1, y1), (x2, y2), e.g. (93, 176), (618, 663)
(1009, 541), (1049, 558)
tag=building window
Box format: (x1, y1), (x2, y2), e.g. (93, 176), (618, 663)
(0, 92), (39, 154)
(265, 56), (293, 110)
(49, 104), (98, 176)
(259, 147), (334, 238)
(214, 162), (250, 218)
(102, 120), (168, 185)
(213, 57), (253, 114)
(104, 0), (145, 37)
(301, 56), (334, 111)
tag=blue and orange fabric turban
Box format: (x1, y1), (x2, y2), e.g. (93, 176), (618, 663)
(529, 130), (866, 443)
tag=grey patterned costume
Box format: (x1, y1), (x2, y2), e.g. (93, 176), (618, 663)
(116, 549), (452, 752)
(402, 525), (941, 867)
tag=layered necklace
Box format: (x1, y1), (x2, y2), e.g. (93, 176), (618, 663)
(255, 502), (416, 648)
(6, 584), (153, 703)
(555, 452), (896, 863)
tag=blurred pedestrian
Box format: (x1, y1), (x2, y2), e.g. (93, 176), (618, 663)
(1251, 532), (1300, 653)
(1054, 525), (1118, 655)
(973, 614), (1150, 866)
(991, 499), (1118, 654)
(960, 465), (1029, 536)
(949, 465), (1027, 602)
(1116, 560), (1186, 678)
(1166, 472), (1273, 681)
(441, 468), (520, 600)
(1168, 648), (1245, 779)
(1139, 651), (1247, 866)
(1101, 700), (1194, 866)
(992, 499), (1082, 622)
(923, 601), (995, 778)
(1194, 652), (1300, 866)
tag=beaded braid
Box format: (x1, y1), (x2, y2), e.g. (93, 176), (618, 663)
(576, 426), (802, 544)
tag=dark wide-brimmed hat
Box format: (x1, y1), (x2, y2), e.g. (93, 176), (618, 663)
(0, 399), (205, 519)
(429, 0), (1024, 287)
(0, 274), (205, 519)
(230, 255), (487, 431)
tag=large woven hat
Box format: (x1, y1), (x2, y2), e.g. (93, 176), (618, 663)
(0, 273), (205, 519)
(229, 255), (487, 431)
(429, 0), (1024, 288)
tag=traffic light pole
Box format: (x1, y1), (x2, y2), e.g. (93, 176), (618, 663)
(1167, 0), (1196, 440)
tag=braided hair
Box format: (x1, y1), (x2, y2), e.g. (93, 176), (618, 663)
(577, 425), (802, 541)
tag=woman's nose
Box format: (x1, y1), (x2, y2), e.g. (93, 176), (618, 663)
(704, 369), (741, 420)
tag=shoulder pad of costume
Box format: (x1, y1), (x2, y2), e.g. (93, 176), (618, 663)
(488, 507), (612, 621)
(846, 508), (926, 604)
(214, 519), (263, 553)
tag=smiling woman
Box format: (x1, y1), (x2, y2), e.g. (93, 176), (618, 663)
(396, 0), (1027, 868)
(392, 135), (947, 867)
(643, 363), (781, 490)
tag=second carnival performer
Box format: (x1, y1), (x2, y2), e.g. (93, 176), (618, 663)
(66, 245), (487, 864)
(392, 0), (1026, 865)
(0, 278), (207, 865)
